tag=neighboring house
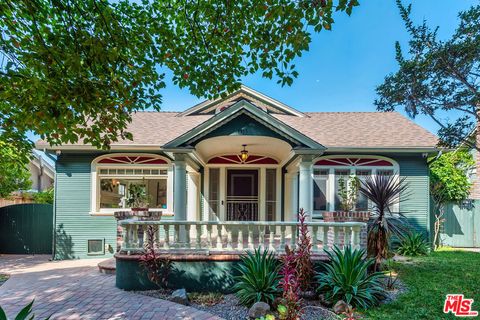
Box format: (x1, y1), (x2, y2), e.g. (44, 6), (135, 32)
(0, 151), (55, 208)
(36, 86), (438, 259)
(29, 151), (55, 192)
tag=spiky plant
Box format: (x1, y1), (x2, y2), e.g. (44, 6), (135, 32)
(316, 246), (386, 309)
(233, 248), (280, 306)
(396, 232), (430, 256)
(359, 174), (409, 270)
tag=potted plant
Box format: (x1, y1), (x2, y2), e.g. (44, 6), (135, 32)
(126, 183), (150, 212)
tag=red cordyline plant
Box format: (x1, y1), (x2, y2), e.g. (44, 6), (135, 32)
(279, 246), (302, 320)
(139, 225), (172, 288)
(296, 208), (314, 292)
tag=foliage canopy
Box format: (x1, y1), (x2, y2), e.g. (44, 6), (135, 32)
(375, 0), (480, 149)
(1, 0), (358, 153)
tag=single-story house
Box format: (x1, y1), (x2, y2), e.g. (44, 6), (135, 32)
(37, 86), (438, 260)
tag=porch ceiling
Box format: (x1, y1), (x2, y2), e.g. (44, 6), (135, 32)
(195, 136), (292, 163)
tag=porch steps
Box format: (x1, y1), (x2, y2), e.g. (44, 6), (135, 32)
(98, 258), (116, 274)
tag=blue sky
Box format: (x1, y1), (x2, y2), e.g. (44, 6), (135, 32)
(157, 0), (477, 135)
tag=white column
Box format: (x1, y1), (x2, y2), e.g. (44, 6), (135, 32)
(187, 171), (200, 239)
(174, 153), (187, 242)
(298, 156), (313, 220)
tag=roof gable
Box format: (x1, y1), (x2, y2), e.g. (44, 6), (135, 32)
(163, 100), (324, 150)
(178, 85), (306, 117)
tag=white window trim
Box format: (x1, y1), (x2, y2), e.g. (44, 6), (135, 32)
(90, 154), (173, 216)
(312, 155), (400, 214)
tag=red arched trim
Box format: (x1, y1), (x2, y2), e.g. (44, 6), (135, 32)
(208, 155), (278, 165)
(315, 157), (393, 167)
(98, 155), (167, 165)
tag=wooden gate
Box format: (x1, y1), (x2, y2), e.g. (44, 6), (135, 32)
(0, 204), (53, 254)
(440, 201), (479, 248)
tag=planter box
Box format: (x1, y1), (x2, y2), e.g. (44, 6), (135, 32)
(114, 210), (163, 221)
(322, 211), (370, 223)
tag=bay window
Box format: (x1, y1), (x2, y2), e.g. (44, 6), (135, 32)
(91, 154), (171, 214)
(312, 156), (399, 213)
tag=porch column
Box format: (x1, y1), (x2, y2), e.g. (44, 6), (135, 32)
(298, 155), (313, 220)
(174, 153), (187, 242)
(187, 171), (200, 240)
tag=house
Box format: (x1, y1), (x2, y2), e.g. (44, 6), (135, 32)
(37, 86), (438, 262)
(29, 151), (55, 192)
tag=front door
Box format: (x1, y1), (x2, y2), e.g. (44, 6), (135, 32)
(227, 169), (259, 221)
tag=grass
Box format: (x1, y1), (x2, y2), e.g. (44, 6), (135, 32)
(364, 249), (480, 319)
(0, 274), (9, 286)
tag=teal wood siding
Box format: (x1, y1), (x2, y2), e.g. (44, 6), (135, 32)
(394, 155), (431, 236)
(55, 153), (116, 259)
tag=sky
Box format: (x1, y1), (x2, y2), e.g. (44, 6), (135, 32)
(156, 0), (477, 135)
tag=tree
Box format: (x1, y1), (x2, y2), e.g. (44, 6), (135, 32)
(429, 150), (474, 250)
(375, 1), (480, 150)
(0, 141), (31, 197)
(1, 0), (358, 153)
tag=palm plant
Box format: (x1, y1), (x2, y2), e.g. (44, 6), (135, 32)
(316, 246), (386, 309)
(358, 174), (409, 270)
(396, 232), (429, 256)
(233, 248), (281, 306)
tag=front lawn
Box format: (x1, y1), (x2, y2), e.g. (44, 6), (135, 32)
(364, 249), (480, 319)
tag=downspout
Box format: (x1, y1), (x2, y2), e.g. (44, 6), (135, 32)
(52, 162), (58, 260)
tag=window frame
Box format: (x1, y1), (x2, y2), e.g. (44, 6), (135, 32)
(312, 155), (400, 214)
(90, 154), (173, 215)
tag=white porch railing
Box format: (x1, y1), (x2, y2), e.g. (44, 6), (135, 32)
(118, 220), (366, 255)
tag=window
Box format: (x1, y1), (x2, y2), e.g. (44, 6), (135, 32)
(313, 169), (328, 211)
(266, 169), (277, 221)
(312, 156), (399, 212)
(208, 168), (220, 220)
(88, 239), (104, 255)
(355, 169), (371, 211)
(92, 154), (171, 213)
(99, 178), (167, 209)
(334, 170), (350, 211)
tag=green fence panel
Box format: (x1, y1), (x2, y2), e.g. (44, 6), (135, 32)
(439, 201), (478, 248)
(0, 203), (53, 254)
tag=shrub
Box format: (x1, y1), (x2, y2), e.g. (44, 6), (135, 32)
(233, 248), (280, 306)
(296, 208), (314, 292)
(139, 225), (172, 288)
(396, 232), (429, 257)
(279, 246), (302, 320)
(316, 246), (386, 309)
(32, 187), (54, 204)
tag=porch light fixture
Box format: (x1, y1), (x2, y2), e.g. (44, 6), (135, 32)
(240, 144), (249, 162)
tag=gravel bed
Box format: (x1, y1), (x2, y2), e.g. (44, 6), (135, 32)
(135, 290), (338, 320)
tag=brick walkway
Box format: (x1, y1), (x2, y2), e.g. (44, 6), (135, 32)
(0, 255), (222, 320)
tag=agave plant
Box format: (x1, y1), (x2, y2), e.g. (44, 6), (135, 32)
(233, 248), (280, 306)
(316, 246), (386, 309)
(0, 300), (50, 320)
(359, 174), (410, 270)
(396, 232), (430, 256)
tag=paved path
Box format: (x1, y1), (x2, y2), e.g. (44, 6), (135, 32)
(0, 255), (221, 320)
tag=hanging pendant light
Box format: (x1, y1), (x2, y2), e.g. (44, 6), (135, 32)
(240, 144), (249, 162)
